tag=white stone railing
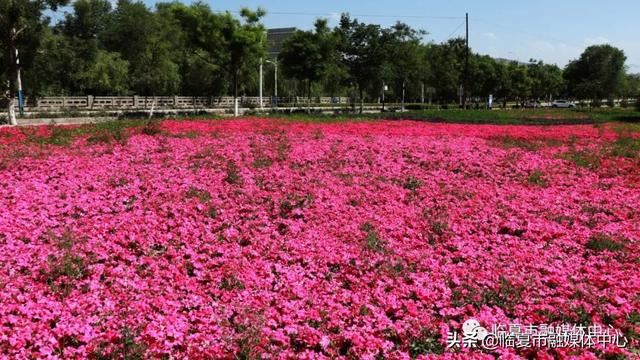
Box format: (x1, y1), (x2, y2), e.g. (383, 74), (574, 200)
(17, 96), (352, 110)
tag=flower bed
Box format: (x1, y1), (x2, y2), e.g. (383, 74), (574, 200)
(0, 119), (638, 359)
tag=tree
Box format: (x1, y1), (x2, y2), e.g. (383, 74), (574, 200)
(382, 22), (425, 110)
(75, 50), (129, 94)
(220, 8), (266, 115)
(280, 19), (336, 112)
(564, 44), (626, 102)
(528, 60), (564, 101)
(423, 39), (465, 104)
(102, 0), (180, 95)
(22, 27), (76, 95)
(508, 62), (532, 103)
(468, 54), (499, 100)
(167, 3), (265, 115)
(1, 0), (69, 124)
(337, 14), (386, 113)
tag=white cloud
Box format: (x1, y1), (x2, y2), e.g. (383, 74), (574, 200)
(483, 32), (497, 40)
(525, 40), (583, 66)
(584, 36), (610, 45)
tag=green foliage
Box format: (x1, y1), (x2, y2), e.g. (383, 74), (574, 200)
(75, 50), (129, 94)
(561, 149), (601, 169)
(93, 327), (146, 360)
(402, 176), (422, 191)
(611, 136), (640, 158)
(3, 2), (635, 107)
(585, 233), (626, 252)
(224, 160), (242, 185)
(185, 187), (212, 203)
(527, 169), (549, 187)
(528, 59), (565, 99)
(280, 19), (339, 103)
(360, 222), (387, 253)
(565, 45), (627, 101)
(337, 15), (388, 111)
(408, 329), (445, 357)
(102, 0), (181, 95)
(220, 275), (245, 290)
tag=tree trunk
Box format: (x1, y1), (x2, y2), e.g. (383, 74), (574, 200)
(359, 87), (364, 114)
(8, 97), (17, 125)
(233, 72), (239, 117)
(307, 79), (311, 114)
(7, 29), (18, 125)
(401, 81), (406, 112)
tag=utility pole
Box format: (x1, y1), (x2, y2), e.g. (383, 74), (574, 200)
(462, 12), (469, 109)
(259, 57), (263, 110)
(274, 59), (278, 107)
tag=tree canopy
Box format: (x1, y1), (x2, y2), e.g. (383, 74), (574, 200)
(2, 4), (638, 107)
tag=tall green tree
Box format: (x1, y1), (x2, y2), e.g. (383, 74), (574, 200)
(528, 59), (564, 101)
(382, 22), (425, 109)
(103, 0), (180, 95)
(75, 50), (129, 95)
(424, 39), (465, 104)
(508, 62), (532, 102)
(564, 44), (626, 102)
(166, 3), (265, 114)
(337, 14), (386, 113)
(280, 19), (337, 111)
(1, 0), (69, 124)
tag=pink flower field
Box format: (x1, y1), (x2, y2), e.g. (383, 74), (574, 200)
(0, 119), (639, 359)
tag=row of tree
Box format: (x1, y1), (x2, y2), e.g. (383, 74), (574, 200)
(280, 17), (638, 110)
(3, 0), (639, 111)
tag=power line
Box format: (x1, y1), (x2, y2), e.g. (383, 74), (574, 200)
(446, 20), (466, 39)
(219, 10), (464, 20)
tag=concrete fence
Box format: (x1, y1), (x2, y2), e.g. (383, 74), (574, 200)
(15, 96), (352, 111)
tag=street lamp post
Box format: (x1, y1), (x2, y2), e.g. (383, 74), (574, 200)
(259, 58), (263, 110)
(265, 58), (278, 108)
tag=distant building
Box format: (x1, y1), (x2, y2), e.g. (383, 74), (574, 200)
(267, 28), (297, 58)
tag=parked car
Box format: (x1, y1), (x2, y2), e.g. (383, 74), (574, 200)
(551, 100), (576, 108)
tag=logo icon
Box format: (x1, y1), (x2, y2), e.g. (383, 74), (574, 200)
(463, 318), (488, 341)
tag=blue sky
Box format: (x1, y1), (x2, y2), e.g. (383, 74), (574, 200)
(52, 0), (640, 71)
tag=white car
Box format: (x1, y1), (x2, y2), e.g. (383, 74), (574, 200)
(551, 100), (576, 108)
